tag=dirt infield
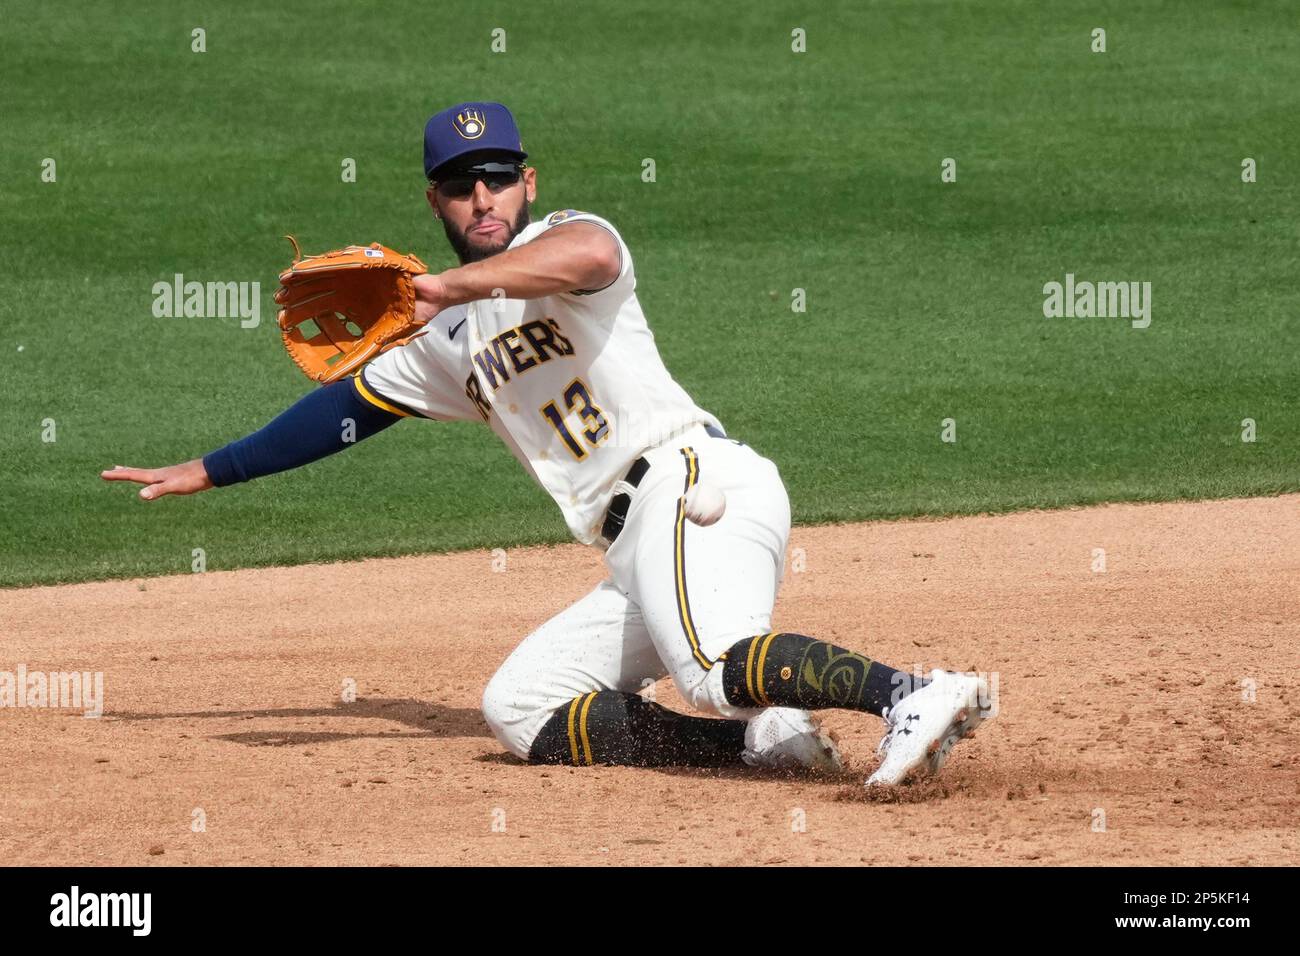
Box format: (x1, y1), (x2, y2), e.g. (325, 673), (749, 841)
(2, 495), (1297, 866)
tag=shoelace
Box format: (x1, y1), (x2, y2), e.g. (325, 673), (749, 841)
(875, 705), (898, 756)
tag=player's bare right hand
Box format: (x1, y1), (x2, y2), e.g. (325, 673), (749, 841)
(412, 272), (449, 326)
(100, 459), (214, 501)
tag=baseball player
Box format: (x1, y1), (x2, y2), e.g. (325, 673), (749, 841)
(102, 101), (994, 785)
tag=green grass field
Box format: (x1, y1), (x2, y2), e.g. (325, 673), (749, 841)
(1, 0), (1296, 588)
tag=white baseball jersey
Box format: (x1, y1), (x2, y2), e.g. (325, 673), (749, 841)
(358, 210), (721, 545)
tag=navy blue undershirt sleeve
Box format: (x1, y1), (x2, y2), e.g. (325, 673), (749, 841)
(202, 378), (403, 487)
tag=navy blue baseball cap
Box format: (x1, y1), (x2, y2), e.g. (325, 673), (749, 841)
(423, 102), (527, 180)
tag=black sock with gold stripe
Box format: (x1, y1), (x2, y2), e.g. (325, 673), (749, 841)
(527, 692), (747, 767)
(721, 632), (924, 716)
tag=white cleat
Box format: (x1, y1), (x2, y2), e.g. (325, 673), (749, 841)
(866, 669), (991, 787)
(742, 707), (843, 772)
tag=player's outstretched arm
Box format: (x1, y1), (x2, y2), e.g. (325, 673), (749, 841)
(416, 221), (619, 317)
(99, 377), (403, 502)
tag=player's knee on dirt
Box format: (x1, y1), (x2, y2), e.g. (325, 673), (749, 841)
(720, 632), (921, 717)
(480, 672), (550, 761)
(527, 691), (746, 767)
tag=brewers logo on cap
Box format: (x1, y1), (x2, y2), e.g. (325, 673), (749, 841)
(454, 109), (487, 140)
(424, 101), (527, 179)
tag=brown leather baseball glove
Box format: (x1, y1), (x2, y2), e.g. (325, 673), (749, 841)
(276, 237), (429, 384)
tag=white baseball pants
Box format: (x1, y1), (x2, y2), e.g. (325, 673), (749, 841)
(481, 425), (792, 758)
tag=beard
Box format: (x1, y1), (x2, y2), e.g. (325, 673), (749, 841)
(442, 204), (532, 264)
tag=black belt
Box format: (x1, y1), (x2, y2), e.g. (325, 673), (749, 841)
(600, 425), (730, 545)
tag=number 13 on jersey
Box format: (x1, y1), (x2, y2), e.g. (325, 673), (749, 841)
(541, 378), (610, 460)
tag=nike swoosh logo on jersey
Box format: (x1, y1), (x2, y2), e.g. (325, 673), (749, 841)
(449, 318), (467, 340)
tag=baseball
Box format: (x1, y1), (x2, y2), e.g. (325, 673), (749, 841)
(683, 482), (726, 526)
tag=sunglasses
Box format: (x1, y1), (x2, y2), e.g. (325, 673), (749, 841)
(433, 162), (525, 199)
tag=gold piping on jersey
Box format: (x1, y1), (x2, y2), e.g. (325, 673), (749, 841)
(353, 373), (412, 417)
